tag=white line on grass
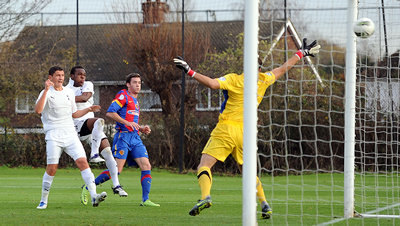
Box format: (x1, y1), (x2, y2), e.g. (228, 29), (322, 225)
(0, 185), (243, 191)
(316, 203), (400, 226)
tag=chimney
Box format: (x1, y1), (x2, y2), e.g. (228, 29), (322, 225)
(142, 0), (169, 25)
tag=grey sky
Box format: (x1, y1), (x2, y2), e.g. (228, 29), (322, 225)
(34, 0), (400, 57)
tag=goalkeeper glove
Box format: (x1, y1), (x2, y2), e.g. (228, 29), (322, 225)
(173, 56), (196, 77)
(295, 38), (321, 59)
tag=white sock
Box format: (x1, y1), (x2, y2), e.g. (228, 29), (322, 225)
(81, 168), (97, 198)
(91, 119), (106, 157)
(40, 172), (54, 203)
(101, 147), (120, 187)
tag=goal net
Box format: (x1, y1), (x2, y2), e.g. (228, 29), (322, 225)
(256, 1), (400, 225)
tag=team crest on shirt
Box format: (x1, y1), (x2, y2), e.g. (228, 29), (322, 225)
(119, 150), (124, 156)
(119, 94), (124, 100)
(266, 72), (272, 76)
(218, 77), (226, 81)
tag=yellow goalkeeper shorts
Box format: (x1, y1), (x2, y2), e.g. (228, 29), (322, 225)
(202, 120), (244, 165)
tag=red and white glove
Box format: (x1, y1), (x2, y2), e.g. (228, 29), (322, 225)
(173, 56), (196, 77)
(295, 38), (321, 59)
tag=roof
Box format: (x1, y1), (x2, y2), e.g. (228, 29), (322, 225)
(13, 20), (293, 82)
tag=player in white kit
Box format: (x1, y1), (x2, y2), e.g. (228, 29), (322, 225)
(35, 66), (107, 209)
(66, 66), (128, 205)
(66, 66), (105, 164)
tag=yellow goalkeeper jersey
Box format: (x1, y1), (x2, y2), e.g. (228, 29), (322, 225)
(216, 71), (276, 123)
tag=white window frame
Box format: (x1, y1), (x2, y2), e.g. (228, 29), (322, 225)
(15, 94), (35, 114)
(195, 87), (222, 111)
(138, 89), (162, 112)
(92, 81), (222, 112)
(93, 85), (100, 105)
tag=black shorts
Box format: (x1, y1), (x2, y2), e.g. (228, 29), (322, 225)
(79, 119), (91, 137)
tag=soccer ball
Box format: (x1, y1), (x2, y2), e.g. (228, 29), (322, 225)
(353, 18), (375, 39)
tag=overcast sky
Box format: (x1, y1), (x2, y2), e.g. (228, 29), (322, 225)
(32, 0), (400, 57)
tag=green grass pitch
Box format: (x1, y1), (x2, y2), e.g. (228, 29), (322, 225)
(0, 166), (399, 225)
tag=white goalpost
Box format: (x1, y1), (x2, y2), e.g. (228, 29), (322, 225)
(343, 0), (400, 221)
(343, 0), (357, 219)
(243, 0), (260, 225)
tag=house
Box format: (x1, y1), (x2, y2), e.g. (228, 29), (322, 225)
(8, 10), (308, 132)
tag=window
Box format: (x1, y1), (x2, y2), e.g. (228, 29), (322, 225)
(120, 87), (222, 112)
(15, 94), (36, 113)
(138, 90), (162, 112)
(196, 87), (222, 111)
(93, 86), (100, 105)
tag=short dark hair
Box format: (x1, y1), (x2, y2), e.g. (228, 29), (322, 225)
(258, 58), (262, 69)
(70, 65), (84, 75)
(126, 73), (141, 84)
(49, 66), (64, 76)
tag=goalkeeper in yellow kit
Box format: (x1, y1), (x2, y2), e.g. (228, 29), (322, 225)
(174, 38), (320, 219)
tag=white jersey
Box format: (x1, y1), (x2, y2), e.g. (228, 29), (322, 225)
(36, 86), (77, 134)
(66, 78), (95, 122)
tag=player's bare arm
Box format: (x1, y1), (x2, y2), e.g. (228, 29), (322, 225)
(72, 105), (101, 118)
(271, 55), (300, 80)
(191, 72), (220, 90)
(35, 79), (54, 114)
(75, 92), (92, 103)
(106, 112), (140, 131)
(173, 57), (220, 89)
(272, 38), (321, 80)
(35, 91), (47, 114)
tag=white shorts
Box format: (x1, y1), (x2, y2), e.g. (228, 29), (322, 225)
(79, 134), (92, 143)
(73, 118), (86, 133)
(45, 129), (86, 164)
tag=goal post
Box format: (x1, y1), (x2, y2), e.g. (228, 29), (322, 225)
(343, 0), (358, 218)
(243, 0), (260, 225)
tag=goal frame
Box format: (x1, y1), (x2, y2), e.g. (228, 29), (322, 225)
(242, 0), (260, 225)
(343, 0), (358, 218)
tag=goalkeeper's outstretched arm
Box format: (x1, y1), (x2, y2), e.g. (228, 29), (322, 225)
(173, 38), (320, 86)
(173, 56), (220, 90)
(189, 72), (220, 89)
(272, 38), (320, 80)
(271, 54), (301, 80)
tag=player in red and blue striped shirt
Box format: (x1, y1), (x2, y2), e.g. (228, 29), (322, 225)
(93, 73), (160, 207)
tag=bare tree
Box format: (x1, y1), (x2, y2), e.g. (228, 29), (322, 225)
(0, 1), (52, 126)
(110, 22), (210, 116)
(0, 0), (51, 41)
(102, 1), (212, 168)
(107, 0), (195, 23)
(166, 0), (195, 22)
(231, 0), (303, 21)
(108, 1), (210, 117)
